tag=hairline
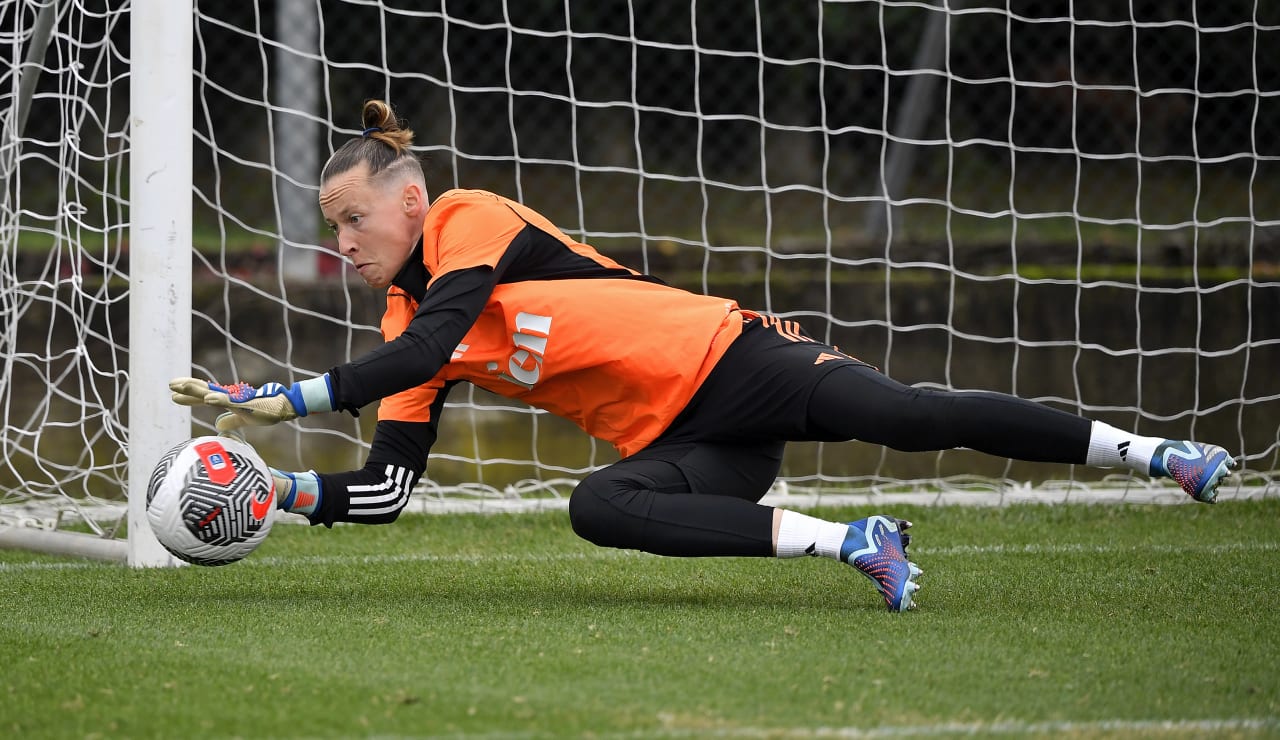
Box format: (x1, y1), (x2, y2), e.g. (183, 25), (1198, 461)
(321, 148), (425, 188)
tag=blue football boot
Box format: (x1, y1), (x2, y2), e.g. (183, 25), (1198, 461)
(841, 516), (922, 612)
(1149, 441), (1237, 503)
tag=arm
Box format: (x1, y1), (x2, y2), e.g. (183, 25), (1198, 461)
(329, 265), (494, 413)
(275, 376), (456, 527)
(170, 266), (494, 426)
(274, 416), (438, 527)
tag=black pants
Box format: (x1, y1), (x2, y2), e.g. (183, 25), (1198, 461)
(568, 317), (1091, 557)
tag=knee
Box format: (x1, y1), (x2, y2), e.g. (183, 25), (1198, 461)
(568, 475), (624, 548)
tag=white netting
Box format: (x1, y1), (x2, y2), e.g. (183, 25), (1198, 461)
(3, 2), (1279, 539)
(1, 0), (131, 534)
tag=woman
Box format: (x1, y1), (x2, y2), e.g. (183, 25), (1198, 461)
(171, 100), (1236, 612)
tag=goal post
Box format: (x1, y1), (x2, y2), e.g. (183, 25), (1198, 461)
(0, 0), (191, 566)
(125, 0), (192, 568)
(3, 2), (1278, 565)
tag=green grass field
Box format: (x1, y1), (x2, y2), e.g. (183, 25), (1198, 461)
(3, 501), (1278, 739)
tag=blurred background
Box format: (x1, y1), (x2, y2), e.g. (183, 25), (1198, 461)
(5, 0), (1278, 506)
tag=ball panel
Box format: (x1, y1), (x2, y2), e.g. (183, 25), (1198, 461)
(145, 439), (189, 507)
(179, 447), (273, 546)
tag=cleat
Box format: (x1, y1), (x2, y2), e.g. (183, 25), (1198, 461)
(840, 515), (921, 612)
(1149, 441), (1238, 503)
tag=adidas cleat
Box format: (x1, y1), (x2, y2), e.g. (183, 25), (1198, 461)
(841, 515), (921, 612)
(1149, 440), (1238, 504)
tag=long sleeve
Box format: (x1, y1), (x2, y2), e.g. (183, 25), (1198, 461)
(328, 266), (494, 413)
(309, 400), (447, 527)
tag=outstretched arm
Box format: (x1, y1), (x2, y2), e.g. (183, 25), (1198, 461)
(330, 266), (494, 412)
(274, 416), (440, 527)
(169, 266), (494, 427)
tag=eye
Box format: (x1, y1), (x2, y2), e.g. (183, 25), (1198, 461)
(349, 214), (362, 225)
(325, 222), (337, 234)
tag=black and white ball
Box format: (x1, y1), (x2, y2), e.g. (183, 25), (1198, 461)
(145, 436), (275, 566)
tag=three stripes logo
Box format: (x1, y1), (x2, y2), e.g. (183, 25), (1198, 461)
(1117, 441), (1130, 462)
(760, 314), (858, 366)
(760, 315), (813, 343)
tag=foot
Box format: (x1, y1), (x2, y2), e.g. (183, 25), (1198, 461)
(1149, 440), (1237, 503)
(841, 516), (922, 612)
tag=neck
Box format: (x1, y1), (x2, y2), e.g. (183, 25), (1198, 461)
(389, 237), (427, 300)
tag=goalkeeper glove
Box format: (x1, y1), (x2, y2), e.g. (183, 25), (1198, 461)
(169, 375), (335, 432)
(271, 468), (322, 518)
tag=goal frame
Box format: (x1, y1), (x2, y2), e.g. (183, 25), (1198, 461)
(2, 2), (1276, 567)
(0, 0), (191, 567)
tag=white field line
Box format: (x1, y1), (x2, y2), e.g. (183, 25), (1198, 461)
(405, 485), (1279, 515)
(3, 483), (1275, 528)
(628, 717), (1280, 738)
(280, 716), (1280, 738)
(2, 539), (1276, 573)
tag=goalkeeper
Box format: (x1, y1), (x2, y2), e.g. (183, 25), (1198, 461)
(171, 99), (1237, 612)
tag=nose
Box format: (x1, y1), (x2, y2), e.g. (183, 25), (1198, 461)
(337, 232), (357, 257)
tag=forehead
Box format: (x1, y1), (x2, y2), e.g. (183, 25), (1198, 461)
(319, 166), (378, 213)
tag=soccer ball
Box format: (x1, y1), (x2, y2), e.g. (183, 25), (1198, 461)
(145, 435), (276, 566)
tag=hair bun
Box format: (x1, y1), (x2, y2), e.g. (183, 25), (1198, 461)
(320, 99), (424, 184)
(359, 100), (413, 155)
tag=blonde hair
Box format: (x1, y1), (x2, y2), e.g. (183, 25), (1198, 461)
(321, 99), (425, 187)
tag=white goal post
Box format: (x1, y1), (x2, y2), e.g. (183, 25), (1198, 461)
(2, 1), (1278, 565)
(0, 0), (189, 566)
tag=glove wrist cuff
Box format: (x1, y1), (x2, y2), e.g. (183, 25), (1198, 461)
(295, 375), (336, 415)
(272, 468), (322, 517)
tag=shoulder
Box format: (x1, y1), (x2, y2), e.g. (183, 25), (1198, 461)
(425, 189), (526, 235)
(428, 188), (506, 212)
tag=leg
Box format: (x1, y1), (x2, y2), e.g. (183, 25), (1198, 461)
(805, 363), (1092, 462)
(805, 364), (1237, 501)
(568, 441), (782, 557)
(567, 439), (922, 611)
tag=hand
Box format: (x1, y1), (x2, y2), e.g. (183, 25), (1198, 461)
(169, 375), (335, 431)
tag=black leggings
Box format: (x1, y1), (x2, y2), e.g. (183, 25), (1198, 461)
(570, 332), (1092, 557)
(807, 364), (1092, 462)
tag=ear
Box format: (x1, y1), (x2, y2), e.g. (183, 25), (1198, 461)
(401, 181), (426, 217)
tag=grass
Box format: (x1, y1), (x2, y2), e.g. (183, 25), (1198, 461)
(2, 501), (1278, 738)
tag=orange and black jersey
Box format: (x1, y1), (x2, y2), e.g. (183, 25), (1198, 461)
(314, 190), (744, 524)
(329, 188), (744, 455)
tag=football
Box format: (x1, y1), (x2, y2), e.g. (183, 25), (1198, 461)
(145, 435), (276, 566)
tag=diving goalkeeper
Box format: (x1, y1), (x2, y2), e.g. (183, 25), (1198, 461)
(170, 99), (1237, 612)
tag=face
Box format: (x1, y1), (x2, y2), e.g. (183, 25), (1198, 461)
(319, 163), (426, 289)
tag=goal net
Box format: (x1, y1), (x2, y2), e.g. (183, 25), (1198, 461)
(3, 1), (1278, 561)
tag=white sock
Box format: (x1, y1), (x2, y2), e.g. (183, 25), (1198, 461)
(775, 510), (850, 560)
(1085, 421), (1164, 474)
